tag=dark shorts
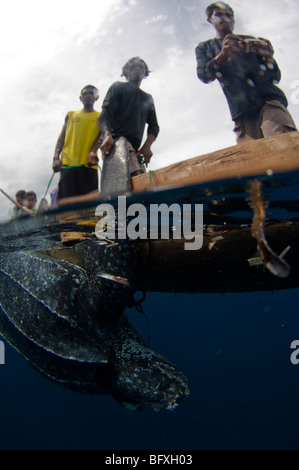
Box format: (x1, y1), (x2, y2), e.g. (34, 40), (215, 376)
(57, 166), (98, 200)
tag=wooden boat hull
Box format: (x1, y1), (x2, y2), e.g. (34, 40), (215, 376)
(132, 222), (299, 294)
(1, 131), (298, 297)
(131, 131), (299, 193)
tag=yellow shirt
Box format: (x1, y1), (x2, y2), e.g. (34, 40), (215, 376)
(61, 110), (100, 168)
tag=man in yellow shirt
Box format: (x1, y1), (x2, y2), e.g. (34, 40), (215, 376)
(52, 85), (100, 200)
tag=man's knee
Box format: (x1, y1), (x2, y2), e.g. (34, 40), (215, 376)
(234, 116), (263, 144)
(260, 101), (297, 137)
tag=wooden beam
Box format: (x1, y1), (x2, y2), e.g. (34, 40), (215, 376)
(131, 131), (299, 193)
(132, 222), (299, 293)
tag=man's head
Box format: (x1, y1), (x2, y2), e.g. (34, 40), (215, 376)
(206, 2), (235, 37)
(24, 191), (37, 209)
(121, 57), (150, 86)
(80, 85), (99, 110)
(15, 189), (25, 206)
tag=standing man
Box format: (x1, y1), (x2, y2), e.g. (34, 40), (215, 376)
(97, 57), (159, 176)
(195, 2), (297, 143)
(52, 85), (100, 199)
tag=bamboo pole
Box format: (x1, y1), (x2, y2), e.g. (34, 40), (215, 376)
(0, 188), (33, 215)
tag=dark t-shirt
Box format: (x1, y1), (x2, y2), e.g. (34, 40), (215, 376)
(98, 81), (159, 150)
(195, 35), (288, 120)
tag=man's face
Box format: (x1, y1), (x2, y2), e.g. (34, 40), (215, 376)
(25, 195), (36, 209)
(208, 7), (235, 36)
(127, 59), (146, 84)
(80, 88), (98, 107)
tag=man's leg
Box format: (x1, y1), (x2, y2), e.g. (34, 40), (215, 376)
(234, 112), (263, 144)
(57, 167), (78, 200)
(77, 167), (98, 195)
(260, 100), (297, 137)
(57, 167), (98, 200)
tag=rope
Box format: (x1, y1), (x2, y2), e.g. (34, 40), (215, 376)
(130, 291), (150, 347)
(42, 172), (55, 200)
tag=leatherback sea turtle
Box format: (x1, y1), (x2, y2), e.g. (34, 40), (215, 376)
(0, 137), (189, 410)
(0, 238), (189, 411)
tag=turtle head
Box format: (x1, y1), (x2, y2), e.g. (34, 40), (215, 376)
(142, 357), (190, 411)
(113, 339), (190, 411)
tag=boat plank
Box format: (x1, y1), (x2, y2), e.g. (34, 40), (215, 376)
(131, 131), (299, 192)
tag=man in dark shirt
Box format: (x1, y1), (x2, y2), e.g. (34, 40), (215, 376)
(98, 57), (159, 176)
(195, 2), (297, 143)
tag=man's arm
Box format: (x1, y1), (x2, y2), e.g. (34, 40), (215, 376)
(137, 134), (156, 166)
(52, 115), (68, 172)
(99, 130), (115, 156)
(214, 34), (243, 67)
(196, 40), (222, 83)
(88, 130), (100, 166)
(243, 36), (281, 82)
(98, 83), (119, 140)
(138, 98), (159, 166)
(196, 36), (244, 81)
(97, 83), (121, 157)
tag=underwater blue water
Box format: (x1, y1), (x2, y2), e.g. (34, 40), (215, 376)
(0, 173), (298, 450)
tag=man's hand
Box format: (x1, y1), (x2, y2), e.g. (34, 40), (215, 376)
(255, 37), (274, 63)
(215, 34), (243, 66)
(100, 131), (115, 156)
(137, 143), (153, 167)
(52, 158), (63, 173)
(87, 151), (99, 166)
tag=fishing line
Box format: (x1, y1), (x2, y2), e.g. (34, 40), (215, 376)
(131, 291), (150, 347)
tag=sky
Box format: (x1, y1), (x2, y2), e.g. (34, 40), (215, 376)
(0, 0), (298, 220)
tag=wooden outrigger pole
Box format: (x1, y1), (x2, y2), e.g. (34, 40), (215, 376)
(0, 188), (34, 216)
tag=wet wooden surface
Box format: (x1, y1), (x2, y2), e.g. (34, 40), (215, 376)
(133, 222), (299, 293)
(131, 131), (299, 193)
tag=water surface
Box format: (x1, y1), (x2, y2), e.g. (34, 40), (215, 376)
(0, 172), (298, 450)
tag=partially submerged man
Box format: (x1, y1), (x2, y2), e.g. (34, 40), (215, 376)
(52, 85), (100, 200)
(195, 2), (297, 143)
(24, 191), (37, 212)
(11, 189), (25, 220)
(97, 57), (159, 176)
(18, 190), (37, 217)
